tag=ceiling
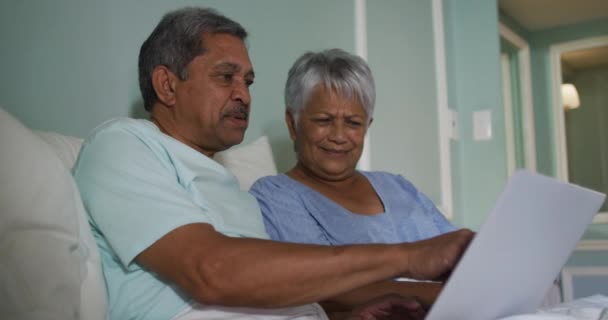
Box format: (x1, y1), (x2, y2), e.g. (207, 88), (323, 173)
(499, 0), (608, 71)
(498, 0), (608, 31)
(561, 45), (608, 72)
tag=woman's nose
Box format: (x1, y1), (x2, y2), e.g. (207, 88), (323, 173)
(328, 122), (347, 143)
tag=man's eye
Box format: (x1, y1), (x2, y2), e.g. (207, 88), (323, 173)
(313, 118), (331, 124)
(245, 79), (254, 87)
(212, 73), (234, 85)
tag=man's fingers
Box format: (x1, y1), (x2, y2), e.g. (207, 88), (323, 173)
(406, 228), (475, 280)
(350, 294), (426, 320)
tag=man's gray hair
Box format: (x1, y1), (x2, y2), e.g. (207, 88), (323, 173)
(284, 48), (376, 123)
(138, 7), (247, 111)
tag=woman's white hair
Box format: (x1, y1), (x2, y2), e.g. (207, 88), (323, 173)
(284, 49), (375, 123)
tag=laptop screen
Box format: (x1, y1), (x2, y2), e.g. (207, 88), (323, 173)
(427, 171), (605, 320)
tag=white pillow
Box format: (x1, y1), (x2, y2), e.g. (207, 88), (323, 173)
(0, 108), (106, 320)
(36, 131), (84, 170)
(214, 135), (278, 190)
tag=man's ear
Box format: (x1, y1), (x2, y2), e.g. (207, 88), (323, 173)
(285, 110), (297, 140)
(368, 117), (373, 128)
(151, 65), (178, 107)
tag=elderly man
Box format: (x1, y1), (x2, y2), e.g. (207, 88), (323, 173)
(73, 7), (473, 320)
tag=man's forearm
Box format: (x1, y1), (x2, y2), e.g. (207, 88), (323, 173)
(137, 223), (411, 308)
(137, 223), (473, 308)
(185, 234), (411, 307)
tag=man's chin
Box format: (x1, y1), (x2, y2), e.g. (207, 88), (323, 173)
(219, 131), (246, 150)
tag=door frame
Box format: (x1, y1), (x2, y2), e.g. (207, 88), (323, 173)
(499, 23), (537, 172)
(354, 0), (370, 171)
(500, 53), (516, 176)
(549, 35), (608, 224)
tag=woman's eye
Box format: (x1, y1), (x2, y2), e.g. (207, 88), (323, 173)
(313, 118), (331, 124)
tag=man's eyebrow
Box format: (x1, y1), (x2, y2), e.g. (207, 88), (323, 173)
(213, 62), (240, 72)
(213, 62), (255, 79)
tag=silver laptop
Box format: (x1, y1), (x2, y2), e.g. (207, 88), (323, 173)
(427, 170), (606, 320)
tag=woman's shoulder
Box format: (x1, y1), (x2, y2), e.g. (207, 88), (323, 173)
(250, 174), (302, 199)
(362, 170), (398, 179)
(251, 174), (290, 190)
(362, 171), (416, 189)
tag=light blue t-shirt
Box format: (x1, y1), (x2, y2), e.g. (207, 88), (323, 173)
(250, 172), (455, 245)
(73, 118), (268, 320)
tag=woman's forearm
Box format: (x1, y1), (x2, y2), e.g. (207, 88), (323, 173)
(321, 280), (442, 312)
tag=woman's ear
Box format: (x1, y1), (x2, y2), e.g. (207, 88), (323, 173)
(285, 110), (297, 140)
(151, 65), (178, 107)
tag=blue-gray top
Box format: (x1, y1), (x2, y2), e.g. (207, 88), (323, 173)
(250, 171), (456, 245)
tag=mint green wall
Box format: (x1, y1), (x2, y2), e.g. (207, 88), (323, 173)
(4, 0), (602, 240)
(0, 0), (355, 174)
(566, 67), (608, 212)
(525, 19), (608, 238)
(0, 0), (448, 206)
(496, 10), (608, 239)
(367, 0), (441, 202)
(528, 18), (608, 177)
(500, 10), (608, 292)
(565, 249), (608, 299)
(443, 0), (508, 229)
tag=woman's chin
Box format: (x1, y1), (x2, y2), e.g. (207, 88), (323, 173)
(316, 167), (358, 181)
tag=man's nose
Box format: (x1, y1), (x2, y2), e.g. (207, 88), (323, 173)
(231, 80), (251, 105)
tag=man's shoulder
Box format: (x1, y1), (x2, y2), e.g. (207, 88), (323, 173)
(73, 118), (166, 173)
(78, 118), (164, 156)
(85, 118), (155, 142)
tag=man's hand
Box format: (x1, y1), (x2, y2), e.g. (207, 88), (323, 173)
(404, 229), (475, 281)
(347, 294), (426, 320)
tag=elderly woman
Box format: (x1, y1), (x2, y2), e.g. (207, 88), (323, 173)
(249, 48), (457, 310)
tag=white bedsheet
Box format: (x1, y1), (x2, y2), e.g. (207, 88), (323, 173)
(500, 295), (608, 320)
